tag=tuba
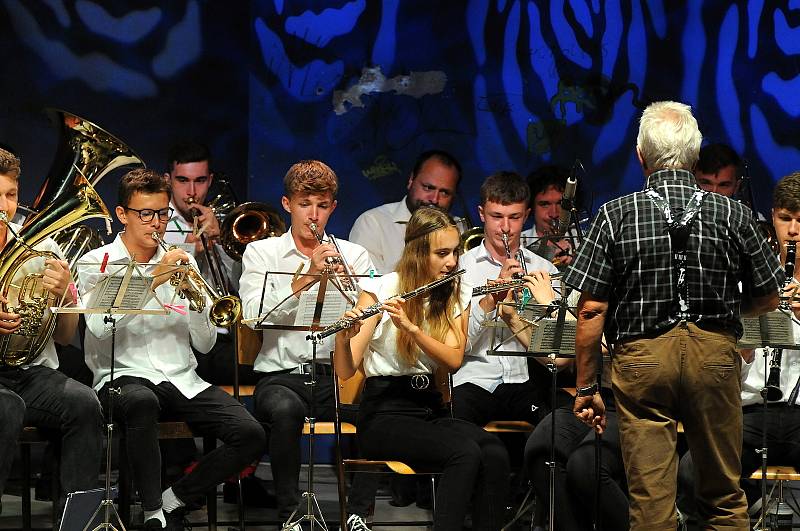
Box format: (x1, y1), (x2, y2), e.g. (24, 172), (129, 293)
(219, 202), (286, 261)
(0, 174), (111, 366)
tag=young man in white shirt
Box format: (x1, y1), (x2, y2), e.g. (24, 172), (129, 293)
(454, 171), (571, 426)
(0, 147), (103, 521)
(349, 150), (461, 274)
(78, 169), (265, 530)
(161, 141), (247, 386)
(240, 160), (375, 530)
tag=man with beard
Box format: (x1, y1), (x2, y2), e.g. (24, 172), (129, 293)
(349, 150), (461, 274)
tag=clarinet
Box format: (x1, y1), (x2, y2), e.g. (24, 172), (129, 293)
(314, 269), (465, 340)
(766, 240), (797, 401)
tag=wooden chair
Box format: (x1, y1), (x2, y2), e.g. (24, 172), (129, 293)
(332, 365), (440, 528)
(14, 427), (59, 531)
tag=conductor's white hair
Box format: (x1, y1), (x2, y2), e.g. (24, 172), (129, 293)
(636, 101), (702, 171)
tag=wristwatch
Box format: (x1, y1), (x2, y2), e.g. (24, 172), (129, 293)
(576, 383), (599, 397)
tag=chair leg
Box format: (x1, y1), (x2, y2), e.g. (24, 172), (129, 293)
(21, 443), (31, 531)
(203, 436), (217, 531)
(430, 475), (436, 515)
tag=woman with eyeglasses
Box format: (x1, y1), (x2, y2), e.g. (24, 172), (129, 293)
(333, 206), (510, 530)
(76, 168), (265, 530)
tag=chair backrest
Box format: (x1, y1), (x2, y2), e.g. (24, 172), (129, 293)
(237, 322), (262, 366)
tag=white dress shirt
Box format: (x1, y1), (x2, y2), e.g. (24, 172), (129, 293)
(742, 317), (800, 407)
(5, 222), (65, 370)
(453, 240), (559, 392)
(240, 229), (374, 373)
(359, 272), (472, 377)
(349, 197), (412, 274)
(77, 233), (217, 399)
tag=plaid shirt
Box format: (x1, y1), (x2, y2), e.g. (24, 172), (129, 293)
(564, 169), (782, 342)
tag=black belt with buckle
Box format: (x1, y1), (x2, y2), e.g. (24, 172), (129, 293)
(298, 362), (333, 376)
(369, 374), (436, 392)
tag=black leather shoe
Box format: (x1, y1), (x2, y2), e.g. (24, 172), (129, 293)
(144, 517), (164, 529)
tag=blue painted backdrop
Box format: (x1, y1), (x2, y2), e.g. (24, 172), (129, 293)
(2, 1), (800, 236)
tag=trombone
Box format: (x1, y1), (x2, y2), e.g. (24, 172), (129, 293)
(151, 231), (242, 327)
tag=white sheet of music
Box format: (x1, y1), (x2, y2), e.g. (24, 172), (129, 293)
(528, 319), (577, 354)
(739, 311), (798, 349)
(88, 264), (154, 311)
(293, 288), (356, 327)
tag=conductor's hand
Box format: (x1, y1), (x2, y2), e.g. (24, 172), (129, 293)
(336, 307), (364, 340)
(383, 297), (418, 335)
(574, 393), (607, 434)
(152, 248), (191, 289)
(42, 258), (73, 302)
(0, 295), (21, 334)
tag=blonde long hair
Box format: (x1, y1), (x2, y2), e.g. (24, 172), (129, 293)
(394, 207), (464, 366)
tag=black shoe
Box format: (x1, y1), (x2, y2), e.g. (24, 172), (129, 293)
(144, 517), (164, 529)
(164, 508), (188, 531)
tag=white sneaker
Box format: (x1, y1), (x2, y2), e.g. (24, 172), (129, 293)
(346, 514), (371, 531)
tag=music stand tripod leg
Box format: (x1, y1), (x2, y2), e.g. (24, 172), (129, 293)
(84, 316), (126, 531)
(282, 335), (328, 531)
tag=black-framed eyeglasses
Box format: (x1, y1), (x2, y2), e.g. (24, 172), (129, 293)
(124, 206), (174, 223)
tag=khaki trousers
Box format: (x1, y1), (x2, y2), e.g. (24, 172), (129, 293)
(612, 321), (749, 530)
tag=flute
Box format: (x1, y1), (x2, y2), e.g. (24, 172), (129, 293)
(314, 269), (466, 340)
(471, 273), (563, 296)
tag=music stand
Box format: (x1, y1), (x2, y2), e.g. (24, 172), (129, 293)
(739, 310), (800, 531)
(56, 258), (169, 531)
(487, 294), (577, 531)
(245, 268), (359, 531)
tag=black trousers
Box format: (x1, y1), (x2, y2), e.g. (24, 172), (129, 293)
(0, 365), (103, 516)
(524, 397), (627, 531)
(358, 376), (510, 531)
(451, 381), (558, 426)
(252, 370), (377, 519)
(100, 376), (265, 511)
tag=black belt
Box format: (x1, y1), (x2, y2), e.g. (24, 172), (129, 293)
(368, 374), (436, 391)
(298, 362), (333, 376)
(743, 403), (800, 413)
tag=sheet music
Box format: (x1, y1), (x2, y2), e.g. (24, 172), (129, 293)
(293, 288), (356, 327)
(739, 311), (799, 349)
(88, 268), (154, 311)
(528, 319), (577, 354)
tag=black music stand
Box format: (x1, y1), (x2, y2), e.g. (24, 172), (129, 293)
(245, 268), (359, 531)
(486, 293), (577, 531)
(740, 309), (800, 531)
(56, 258), (169, 531)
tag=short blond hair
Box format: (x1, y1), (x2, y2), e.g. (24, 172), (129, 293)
(0, 148), (21, 179)
(283, 160), (338, 198)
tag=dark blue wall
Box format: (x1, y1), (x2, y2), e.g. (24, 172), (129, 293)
(3, 1), (800, 236)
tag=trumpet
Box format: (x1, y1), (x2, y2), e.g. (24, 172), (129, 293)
(314, 269), (465, 340)
(309, 222), (357, 293)
(151, 231), (242, 327)
(500, 232), (526, 279)
(766, 240), (797, 401)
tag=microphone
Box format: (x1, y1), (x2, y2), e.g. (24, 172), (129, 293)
(557, 174), (577, 237)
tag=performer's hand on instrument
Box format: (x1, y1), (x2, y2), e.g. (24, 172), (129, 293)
(573, 394), (606, 434)
(383, 297), (419, 335)
(187, 202), (220, 239)
(42, 258), (73, 301)
(551, 238), (574, 266)
(524, 271), (555, 305)
(0, 295), (21, 334)
(152, 248), (191, 288)
(499, 257), (523, 280)
(308, 243), (341, 274)
(336, 307), (364, 340)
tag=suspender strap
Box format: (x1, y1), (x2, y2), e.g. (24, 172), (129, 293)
(645, 188), (707, 320)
